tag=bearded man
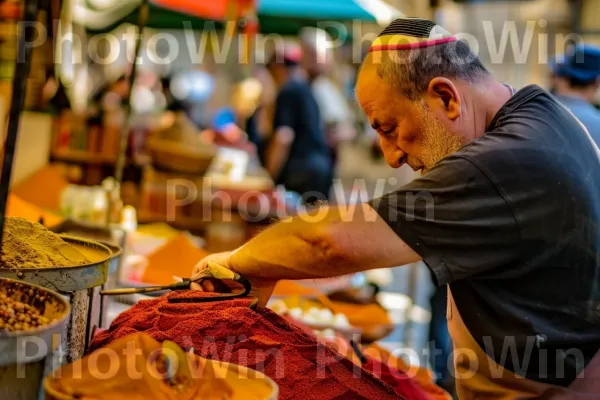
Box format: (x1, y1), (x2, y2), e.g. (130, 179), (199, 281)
(193, 18), (600, 398)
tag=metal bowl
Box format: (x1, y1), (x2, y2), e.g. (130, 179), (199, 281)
(0, 236), (112, 292)
(95, 241), (122, 275)
(0, 278), (70, 367)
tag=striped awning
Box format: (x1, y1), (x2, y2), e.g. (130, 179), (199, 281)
(73, 0), (403, 33)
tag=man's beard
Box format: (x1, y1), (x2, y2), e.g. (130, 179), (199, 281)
(414, 106), (467, 171)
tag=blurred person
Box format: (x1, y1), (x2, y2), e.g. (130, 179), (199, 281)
(242, 67), (277, 165)
(550, 44), (600, 144)
(160, 76), (187, 112)
(86, 75), (129, 136)
(299, 27), (356, 184)
(264, 44), (333, 202)
(42, 68), (71, 114)
(99, 75), (130, 113)
(194, 18), (600, 399)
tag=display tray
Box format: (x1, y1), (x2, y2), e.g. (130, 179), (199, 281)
(0, 236), (112, 292)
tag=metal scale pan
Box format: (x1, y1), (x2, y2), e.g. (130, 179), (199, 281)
(88, 240), (123, 333)
(0, 236), (113, 365)
(0, 236), (112, 292)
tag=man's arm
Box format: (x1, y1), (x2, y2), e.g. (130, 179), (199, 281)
(265, 127), (294, 178)
(265, 87), (297, 178)
(230, 203), (420, 281)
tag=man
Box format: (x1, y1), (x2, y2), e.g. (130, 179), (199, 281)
(550, 44), (600, 144)
(194, 18), (600, 398)
(264, 44), (333, 202)
(299, 28), (356, 184)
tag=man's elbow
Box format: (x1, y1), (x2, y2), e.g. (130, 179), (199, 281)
(304, 220), (351, 272)
(293, 218), (347, 273)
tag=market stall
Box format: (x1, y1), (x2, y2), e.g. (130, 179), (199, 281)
(0, 0), (453, 397)
(74, 0), (403, 34)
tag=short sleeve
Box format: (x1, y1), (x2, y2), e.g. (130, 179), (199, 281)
(368, 155), (521, 286)
(273, 88), (297, 130)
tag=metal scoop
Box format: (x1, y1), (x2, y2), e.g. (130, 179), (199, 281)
(99, 261), (252, 302)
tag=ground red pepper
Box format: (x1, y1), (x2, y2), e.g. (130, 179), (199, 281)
(90, 291), (403, 400)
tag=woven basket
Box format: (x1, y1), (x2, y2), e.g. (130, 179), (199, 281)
(148, 137), (216, 175)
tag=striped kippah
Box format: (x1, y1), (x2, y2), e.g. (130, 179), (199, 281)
(369, 18), (456, 52)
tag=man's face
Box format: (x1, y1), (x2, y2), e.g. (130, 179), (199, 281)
(356, 65), (467, 174)
(301, 45), (331, 78)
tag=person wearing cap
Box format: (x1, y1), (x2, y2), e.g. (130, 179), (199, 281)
(550, 44), (600, 144)
(263, 43), (333, 202)
(299, 27), (357, 183)
(193, 18), (600, 398)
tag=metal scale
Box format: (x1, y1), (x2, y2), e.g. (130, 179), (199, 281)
(0, 237), (115, 363)
(0, 0), (123, 378)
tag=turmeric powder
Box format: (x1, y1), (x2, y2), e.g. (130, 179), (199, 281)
(0, 217), (89, 269)
(46, 333), (275, 400)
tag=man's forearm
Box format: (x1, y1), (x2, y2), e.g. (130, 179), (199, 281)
(265, 127), (294, 178)
(229, 203), (421, 281)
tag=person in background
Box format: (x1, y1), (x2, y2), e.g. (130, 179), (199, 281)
(231, 70), (274, 164)
(244, 67), (277, 165)
(550, 44), (600, 144)
(86, 75), (129, 136)
(265, 44), (333, 202)
(42, 68), (71, 114)
(160, 76), (187, 113)
(299, 27), (356, 185)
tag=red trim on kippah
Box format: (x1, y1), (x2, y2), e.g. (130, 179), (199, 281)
(369, 36), (457, 52)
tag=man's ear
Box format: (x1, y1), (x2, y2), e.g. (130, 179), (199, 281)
(425, 78), (461, 120)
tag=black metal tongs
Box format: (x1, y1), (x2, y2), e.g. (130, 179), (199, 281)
(99, 261), (252, 302)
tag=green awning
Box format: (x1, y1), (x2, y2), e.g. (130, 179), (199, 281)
(77, 0), (402, 34)
(258, 0), (374, 21)
(86, 3), (212, 33)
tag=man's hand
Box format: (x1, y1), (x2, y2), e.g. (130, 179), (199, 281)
(190, 251), (276, 306)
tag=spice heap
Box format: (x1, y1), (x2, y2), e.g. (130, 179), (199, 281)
(142, 233), (209, 285)
(0, 217), (89, 269)
(48, 333), (274, 400)
(90, 291), (402, 400)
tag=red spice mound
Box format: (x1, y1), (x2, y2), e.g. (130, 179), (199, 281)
(90, 291), (403, 400)
(167, 290), (251, 302)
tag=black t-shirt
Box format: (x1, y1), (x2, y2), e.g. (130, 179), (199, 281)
(272, 77), (332, 181)
(369, 85), (600, 386)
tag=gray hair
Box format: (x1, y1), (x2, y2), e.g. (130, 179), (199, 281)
(372, 39), (489, 100)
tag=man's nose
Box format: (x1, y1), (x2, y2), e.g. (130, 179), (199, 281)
(382, 145), (407, 169)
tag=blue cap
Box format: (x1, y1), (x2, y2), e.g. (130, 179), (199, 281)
(550, 44), (600, 81)
(211, 107), (236, 132)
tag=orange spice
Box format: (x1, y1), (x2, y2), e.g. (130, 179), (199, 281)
(12, 165), (69, 212)
(142, 233), (209, 285)
(6, 194), (63, 228)
(46, 333), (275, 400)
